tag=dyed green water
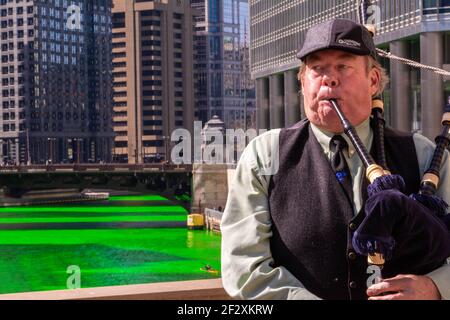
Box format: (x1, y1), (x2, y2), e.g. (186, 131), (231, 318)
(0, 205), (187, 214)
(0, 195), (221, 295)
(109, 195), (168, 201)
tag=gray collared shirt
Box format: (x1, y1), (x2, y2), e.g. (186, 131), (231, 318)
(221, 120), (450, 300)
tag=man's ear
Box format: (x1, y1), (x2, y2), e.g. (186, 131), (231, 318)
(369, 67), (381, 96)
(297, 65), (306, 95)
(299, 73), (305, 95)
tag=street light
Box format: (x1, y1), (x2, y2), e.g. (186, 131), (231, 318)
(162, 135), (170, 164)
(0, 139), (5, 165)
(73, 138), (83, 164)
(47, 138), (56, 164)
(113, 145), (117, 163)
(25, 128), (31, 165)
(7, 139), (11, 164)
(142, 145), (148, 163)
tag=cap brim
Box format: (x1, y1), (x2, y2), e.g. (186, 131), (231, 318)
(297, 45), (376, 61)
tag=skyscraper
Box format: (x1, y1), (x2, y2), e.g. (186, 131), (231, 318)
(192, 0), (256, 130)
(112, 0), (195, 164)
(0, 0), (114, 164)
(250, 0), (450, 140)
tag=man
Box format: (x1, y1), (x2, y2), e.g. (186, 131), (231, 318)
(221, 18), (450, 300)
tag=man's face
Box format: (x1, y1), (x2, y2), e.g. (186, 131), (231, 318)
(300, 49), (380, 133)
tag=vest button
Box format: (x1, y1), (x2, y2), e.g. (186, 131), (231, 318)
(348, 251), (357, 261)
(349, 281), (357, 289)
(349, 222), (357, 231)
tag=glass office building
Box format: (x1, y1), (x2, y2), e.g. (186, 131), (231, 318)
(192, 0), (256, 130)
(250, 0), (450, 140)
(0, 0), (114, 164)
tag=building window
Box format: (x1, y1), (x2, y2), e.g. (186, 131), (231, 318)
(143, 120), (162, 126)
(143, 110), (162, 116)
(143, 140), (163, 147)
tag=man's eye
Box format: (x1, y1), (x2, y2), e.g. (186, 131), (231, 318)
(337, 65), (350, 70)
(311, 66), (323, 72)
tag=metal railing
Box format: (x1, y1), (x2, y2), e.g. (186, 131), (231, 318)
(204, 208), (223, 233)
(0, 163), (193, 173)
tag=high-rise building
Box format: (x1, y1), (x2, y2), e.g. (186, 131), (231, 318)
(0, 0), (114, 164)
(192, 0), (256, 130)
(250, 0), (450, 140)
(112, 0), (195, 164)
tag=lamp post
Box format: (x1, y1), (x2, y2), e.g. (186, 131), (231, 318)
(162, 135), (170, 164)
(0, 139), (4, 165)
(47, 138), (56, 164)
(73, 138), (83, 164)
(26, 128), (31, 165)
(7, 139), (11, 164)
(142, 145), (146, 163)
(134, 147), (138, 164)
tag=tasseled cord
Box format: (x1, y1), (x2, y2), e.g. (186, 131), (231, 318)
(367, 174), (406, 197)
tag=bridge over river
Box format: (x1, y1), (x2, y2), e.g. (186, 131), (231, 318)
(0, 163), (193, 210)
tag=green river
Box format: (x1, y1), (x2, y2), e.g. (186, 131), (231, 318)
(0, 194), (221, 294)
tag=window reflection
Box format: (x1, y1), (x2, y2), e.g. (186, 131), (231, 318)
(223, 0), (233, 23)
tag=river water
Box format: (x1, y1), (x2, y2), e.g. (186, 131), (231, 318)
(0, 194), (221, 294)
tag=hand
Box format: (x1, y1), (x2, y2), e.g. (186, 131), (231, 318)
(367, 274), (441, 300)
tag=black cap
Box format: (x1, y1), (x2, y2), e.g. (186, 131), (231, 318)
(297, 18), (377, 61)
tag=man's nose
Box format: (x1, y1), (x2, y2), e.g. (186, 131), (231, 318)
(321, 73), (339, 87)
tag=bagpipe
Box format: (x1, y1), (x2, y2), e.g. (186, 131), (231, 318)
(329, 2), (450, 277)
(330, 98), (450, 278)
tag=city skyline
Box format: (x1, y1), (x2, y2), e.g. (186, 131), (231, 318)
(0, 0), (114, 165)
(0, 0), (257, 165)
(2, 0), (449, 165)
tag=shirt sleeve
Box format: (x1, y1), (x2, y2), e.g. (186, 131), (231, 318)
(413, 133), (450, 300)
(220, 130), (321, 300)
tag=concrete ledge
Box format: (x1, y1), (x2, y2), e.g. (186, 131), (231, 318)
(0, 278), (230, 300)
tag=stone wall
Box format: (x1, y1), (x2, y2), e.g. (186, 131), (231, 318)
(191, 164), (236, 213)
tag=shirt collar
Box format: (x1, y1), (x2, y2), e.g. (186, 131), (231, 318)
(310, 117), (372, 158)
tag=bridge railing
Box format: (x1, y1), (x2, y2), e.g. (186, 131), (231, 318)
(0, 163), (192, 173)
(205, 208), (223, 233)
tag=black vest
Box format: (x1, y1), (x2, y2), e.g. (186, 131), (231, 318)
(268, 119), (420, 300)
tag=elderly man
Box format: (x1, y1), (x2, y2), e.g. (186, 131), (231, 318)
(221, 18), (450, 300)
